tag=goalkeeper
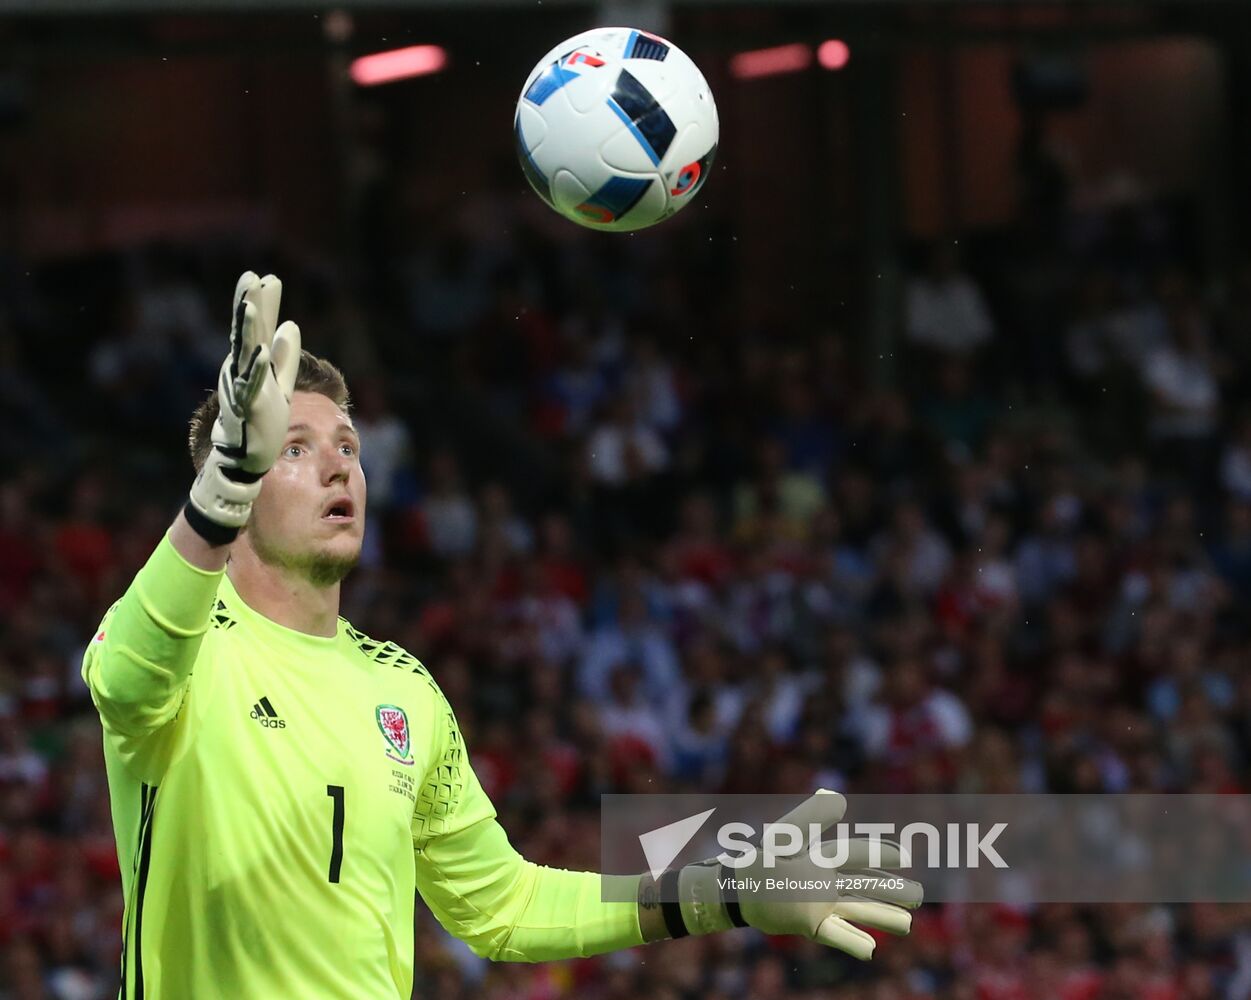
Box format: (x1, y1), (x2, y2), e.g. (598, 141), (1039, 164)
(83, 272), (921, 999)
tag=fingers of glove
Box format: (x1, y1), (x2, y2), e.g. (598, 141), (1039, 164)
(769, 789), (847, 844)
(231, 272), (261, 367)
(232, 271), (260, 315)
(813, 914), (877, 960)
(271, 321), (301, 401)
(838, 869), (924, 909)
(830, 899), (913, 936)
(217, 357), (244, 420)
(818, 839), (907, 870)
(234, 342), (272, 412)
(232, 296), (265, 383)
(255, 274), (283, 340)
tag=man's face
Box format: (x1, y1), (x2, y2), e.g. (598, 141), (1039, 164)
(244, 391), (367, 586)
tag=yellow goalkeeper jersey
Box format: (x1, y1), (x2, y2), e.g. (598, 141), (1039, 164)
(82, 535), (641, 1000)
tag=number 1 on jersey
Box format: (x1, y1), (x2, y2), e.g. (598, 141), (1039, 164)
(326, 785), (345, 883)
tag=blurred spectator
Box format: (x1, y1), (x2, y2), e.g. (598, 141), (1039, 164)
(1141, 281), (1220, 478)
(872, 499), (953, 598)
(1209, 500), (1251, 598)
(479, 483), (533, 558)
(353, 376), (414, 513)
(1219, 414), (1251, 501)
(919, 358), (997, 458)
(578, 588), (680, 706)
(539, 334), (608, 439)
(905, 242), (996, 357)
(405, 228), (492, 339)
(585, 394), (669, 487)
(597, 665), (671, 773)
(733, 437), (826, 542)
(856, 659), (973, 791)
(421, 450), (478, 559)
(625, 336), (682, 434)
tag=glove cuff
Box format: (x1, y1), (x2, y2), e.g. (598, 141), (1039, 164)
(720, 864), (750, 928)
(182, 501), (242, 546)
(187, 449), (263, 540)
(675, 862), (736, 937)
(658, 870), (689, 940)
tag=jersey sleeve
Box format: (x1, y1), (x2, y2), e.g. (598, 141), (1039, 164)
(81, 531), (223, 778)
(411, 683), (643, 962)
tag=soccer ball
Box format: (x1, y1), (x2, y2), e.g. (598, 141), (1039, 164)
(514, 27), (719, 232)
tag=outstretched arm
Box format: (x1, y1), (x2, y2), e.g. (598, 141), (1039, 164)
(416, 794), (920, 962)
(415, 812), (645, 962)
(81, 271), (299, 777)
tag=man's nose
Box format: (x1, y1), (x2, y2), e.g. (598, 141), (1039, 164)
(323, 450), (352, 485)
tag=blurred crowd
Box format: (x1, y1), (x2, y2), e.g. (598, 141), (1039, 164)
(3, 177), (1251, 1000)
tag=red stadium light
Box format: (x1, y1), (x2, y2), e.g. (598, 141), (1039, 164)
(817, 39), (851, 71)
(730, 43), (812, 80)
(350, 45), (448, 86)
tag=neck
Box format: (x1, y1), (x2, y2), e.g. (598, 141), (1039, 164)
(226, 540), (342, 638)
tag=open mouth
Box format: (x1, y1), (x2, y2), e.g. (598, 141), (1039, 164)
(322, 497), (356, 522)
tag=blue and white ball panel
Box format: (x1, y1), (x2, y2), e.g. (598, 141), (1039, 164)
(551, 169), (669, 232)
(514, 119), (554, 207)
(521, 67), (631, 170)
(523, 60), (582, 107)
(600, 118), (660, 175)
(606, 69), (676, 166)
(514, 102), (555, 205)
(579, 175), (653, 220)
(515, 101), (547, 148)
(625, 29), (670, 61)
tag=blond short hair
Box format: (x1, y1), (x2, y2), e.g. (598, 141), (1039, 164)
(188, 350), (351, 473)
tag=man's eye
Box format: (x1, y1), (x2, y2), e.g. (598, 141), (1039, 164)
(285, 444), (303, 458)
(340, 444), (357, 457)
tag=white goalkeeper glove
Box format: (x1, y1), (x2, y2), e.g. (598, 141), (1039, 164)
(186, 272), (301, 544)
(662, 790), (922, 960)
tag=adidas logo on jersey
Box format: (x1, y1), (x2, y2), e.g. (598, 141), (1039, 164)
(250, 696), (286, 729)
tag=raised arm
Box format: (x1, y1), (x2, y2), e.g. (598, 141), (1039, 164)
(81, 271), (299, 776)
